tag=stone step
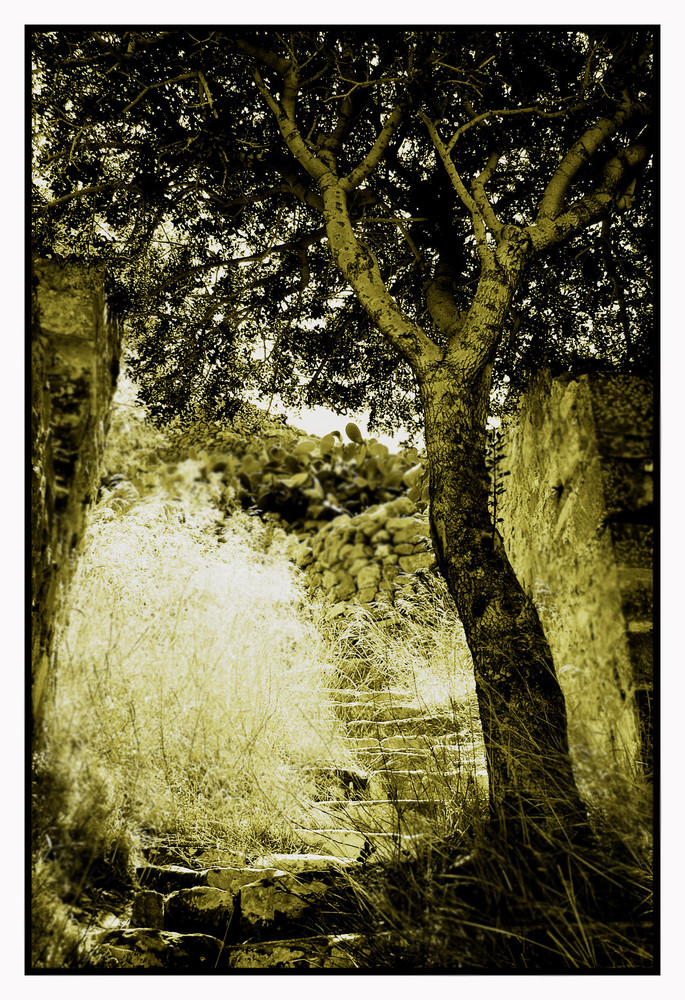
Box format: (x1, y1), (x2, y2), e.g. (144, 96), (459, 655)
(379, 733), (461, 751)
(137, 862), (287, 895)
(367, 768), (486, 800)
(224, 932), (379, 969)
(239, 869), (351, 938)
(354, 745), (472, 772)
(133, 862), (354, 942)
(89, 927), (226, 969)
(341, 735), (383, 752)
(93, 925), (377, 971)
(303, 797), (447, 833)
(332, 701), (427, 723)
(250, 853), (362, 875)
(296, 827), (428, 861)
(321, 687), (409, 705)
(340, 733), (478, 759)
(163, 885), (235, 937)
(346, 713), (456, 738)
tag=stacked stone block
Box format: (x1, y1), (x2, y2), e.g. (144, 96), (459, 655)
(294, 496), (435, 617)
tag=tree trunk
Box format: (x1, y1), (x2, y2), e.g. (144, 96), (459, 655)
(419, 359), (588, 843)
(312, 160), (588, 843)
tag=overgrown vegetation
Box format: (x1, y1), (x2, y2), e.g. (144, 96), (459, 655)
(317, 601), (653, 970)
(30, 387), (345, 967)
(332, 797), (653, 970)
(31, 380), (653, 971)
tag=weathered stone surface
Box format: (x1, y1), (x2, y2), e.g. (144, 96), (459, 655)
(164, 886), (234, 936)
(296, 828), (366, 859)
(371, 750), (432, 770)
(398, 553), (433, 572)
(334, 701), (421, 723)
(370, 529), (391, 543)
(385, 516), (414, 531)
(251, 853), (361, 875)
(295, 543), (313, 567)
(225, 936), (327, 969)
(131, 890), (165, 929)
(31, 258), (121, 734)
(386, 497), (416, 516)
(367, 769), (466, 800)
(224, 933), (371, 969)
(239, 872), (331, 934)
(393, 521), (431, 543)
(498, 371), (653, 779)
(357, 564), (381, 590)
(335, 568), (356, 588)
(394, 542), (416, 555)
(381, 734), (441, 750)
(93, 928), (224, 969)
(204, 866), (285, 893)
(137, 864), (203, 893)
(341, 735), (382, 751)
(346, 713), (454, 738)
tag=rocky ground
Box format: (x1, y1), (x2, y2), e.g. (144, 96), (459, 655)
(76, 683), (484, 970)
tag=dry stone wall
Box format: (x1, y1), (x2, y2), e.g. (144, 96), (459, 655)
(497, 371), (653, 783)
(31, 258), (121, 736)
(294, 496), (437, 619)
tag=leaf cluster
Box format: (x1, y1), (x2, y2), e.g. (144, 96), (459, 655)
(190, 421), (424, 529)
(32, 28), (655, 427)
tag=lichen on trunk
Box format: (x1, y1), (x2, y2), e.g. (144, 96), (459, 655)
(420, 359), (587, 840)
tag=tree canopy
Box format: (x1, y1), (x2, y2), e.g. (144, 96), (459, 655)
(32, 27), (655, 434)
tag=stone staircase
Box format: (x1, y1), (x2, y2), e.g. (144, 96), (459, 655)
(86, 684), (487, 970)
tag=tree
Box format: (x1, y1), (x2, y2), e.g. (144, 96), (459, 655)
(32, 28), (655, 841)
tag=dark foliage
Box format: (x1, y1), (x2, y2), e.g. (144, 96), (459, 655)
(32, 28), (654, 432)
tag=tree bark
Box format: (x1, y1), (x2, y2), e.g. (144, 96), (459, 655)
(419, 359), (588, 841)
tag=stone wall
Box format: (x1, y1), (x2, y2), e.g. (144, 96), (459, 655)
(294, 497), (436, 620)
(31, 258), (121, 737)
(497, 371), (653, 782)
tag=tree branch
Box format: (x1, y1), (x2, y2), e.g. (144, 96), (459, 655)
(529, 142), (650, 252)
(471, 152), (503, 238)
(536, 96), (648, 220)
(157, 227), (328, 291)
(121, 72), (200, 114)
(250, 64), (330, 183)
(445, 102), (586, 155)
(419, 110), (494, 267)
(318, 175), (441, 371)
(341, 103), (405, 193)
(36, 181), (130, 211)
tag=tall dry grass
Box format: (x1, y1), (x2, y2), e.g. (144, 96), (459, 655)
(31, 458), (348, 966)
(31, 375), (653, 970)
